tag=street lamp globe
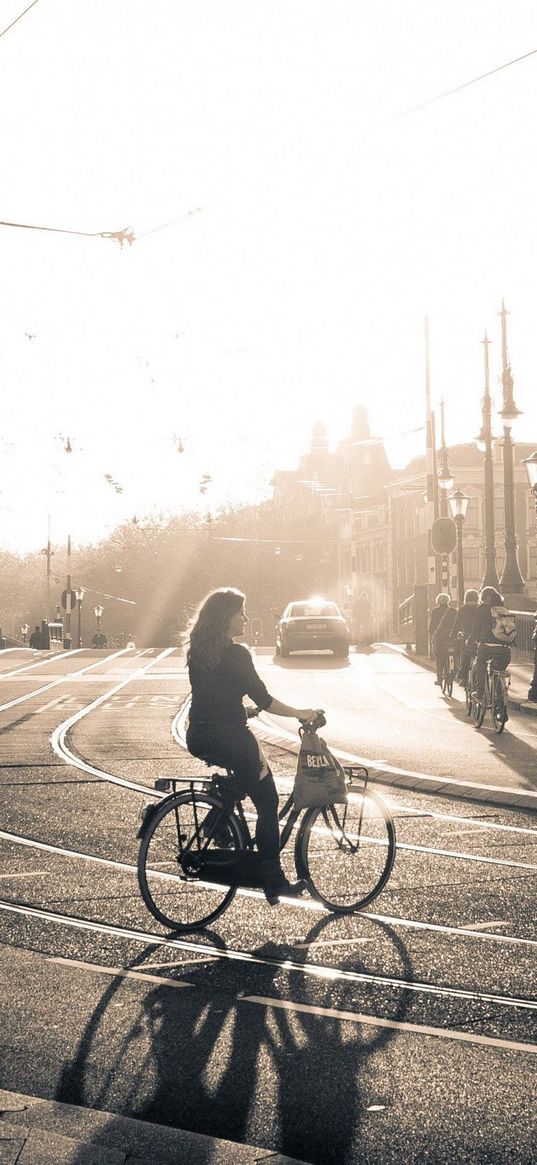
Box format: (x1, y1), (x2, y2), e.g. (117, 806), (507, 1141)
(498, 400), (522, 429)
(448, 490), (470, 521)
(438, 466), (454, 491)
(75, 587), (84, 603)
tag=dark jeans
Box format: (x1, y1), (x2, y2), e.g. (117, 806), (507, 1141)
(475, 644), (511, 695)
(186, 723), (280, 863)
(434, 643), (450, 682)
(458, 643), (473, 685)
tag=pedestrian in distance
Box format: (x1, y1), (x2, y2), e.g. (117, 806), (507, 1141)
(29, 625), (42, 649)
(185, 587), (323, 905)
(452, 588), (479, 686)
(470, 587), (516, 704)
(428, 593), (457, 685)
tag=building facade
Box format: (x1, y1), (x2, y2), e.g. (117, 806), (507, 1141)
(272, 408), (537, 641)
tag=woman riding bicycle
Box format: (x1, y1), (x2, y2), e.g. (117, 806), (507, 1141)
(186, 588), (323, 905)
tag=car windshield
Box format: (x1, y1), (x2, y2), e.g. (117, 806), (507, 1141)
(288, 603), (340, 618)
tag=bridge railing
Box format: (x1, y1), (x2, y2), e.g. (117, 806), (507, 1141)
(398, 594), (415, 645)
(511, 611), (537, 662)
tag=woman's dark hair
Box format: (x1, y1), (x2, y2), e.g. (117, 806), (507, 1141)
(187, 588), (245, 671)
(480, 586), (503, 605)
(464, 589), (479, 604)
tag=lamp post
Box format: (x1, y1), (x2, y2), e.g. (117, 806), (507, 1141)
(475, 332), (500, 590)
(522, 451), (537, 701)
(75, 588), (84, 649)
(21, 624), (29, 644)
(94, 604), (103, 630)
(498, 302), (525, 595)
(437, 398), (454, 594)
(448, 490), (470, 606)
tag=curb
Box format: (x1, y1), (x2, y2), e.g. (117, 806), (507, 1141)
(0, 1088), (308, 1165)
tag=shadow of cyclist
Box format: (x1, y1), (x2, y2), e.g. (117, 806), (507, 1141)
(59, 916), (413, 1165)
(443, 685), (537, 793)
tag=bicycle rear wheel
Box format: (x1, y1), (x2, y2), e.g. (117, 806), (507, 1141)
(492, 674), (507, 734)
(138, 791), (243, 931)
(297, 789), (396, 913)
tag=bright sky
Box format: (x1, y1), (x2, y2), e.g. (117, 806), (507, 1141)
(1, 0), (537, 551)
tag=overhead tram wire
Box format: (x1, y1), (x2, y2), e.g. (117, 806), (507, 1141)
(0, 0), (40, 41)
(380, 45), (537, 125)
(0, 210), (203, 248)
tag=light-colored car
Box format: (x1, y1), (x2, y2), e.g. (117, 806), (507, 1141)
(275, 599), (350, 658)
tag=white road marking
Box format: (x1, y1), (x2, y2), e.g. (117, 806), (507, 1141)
(241, 995), (537, 1057)
(294, 938), (373, 948)
(457, 920), (509, 931)
(49, 957), (191, 990)
(1, 898), (536, 1011)
(0, 648), (131, 714)
(0, 652), (83, 679)
(35, 696), (73, 714)
(45, 955), (537, 1057)
(0, 870), (47, 880)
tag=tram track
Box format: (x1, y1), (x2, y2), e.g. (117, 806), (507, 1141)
(0, 896), (536, 1019)
(1, 826), (536, 951)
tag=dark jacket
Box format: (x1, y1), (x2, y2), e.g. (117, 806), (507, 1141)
(428, 605), (457, 646)
(452, 603), (479, 642)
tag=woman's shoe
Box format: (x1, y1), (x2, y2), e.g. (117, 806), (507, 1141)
(260, 859), (307, 906)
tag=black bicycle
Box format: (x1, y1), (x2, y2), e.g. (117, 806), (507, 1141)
(441, 640), (457, 697)
(471, 659), (510, 733)
(137, 723), (396, 932)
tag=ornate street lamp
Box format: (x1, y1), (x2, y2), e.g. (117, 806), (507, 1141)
(448, 490), (470, 606)
(498, 302), (525, 595)
(75, 588), (84, 649)
(522, 451), (537, 701)
(21, 623), (29, 643)
(94, 603), (104, 629)
(475, 332), (500, 589)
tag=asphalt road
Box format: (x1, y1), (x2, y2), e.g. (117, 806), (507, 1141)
(0, 645), (535, 1164)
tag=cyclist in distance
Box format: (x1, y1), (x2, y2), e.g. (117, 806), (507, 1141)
(470, 586), (514, 704)
(185, 588), (323, 904)
(452, 588), (479, 686)
(428, 593), (457, 686)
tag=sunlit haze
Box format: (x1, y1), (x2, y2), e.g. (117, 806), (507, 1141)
(2, 0), (537, 552)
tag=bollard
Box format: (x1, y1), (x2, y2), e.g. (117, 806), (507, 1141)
(528, 616), (537, 702)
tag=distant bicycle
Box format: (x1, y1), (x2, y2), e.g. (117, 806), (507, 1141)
(137, 715), (396, 932)
(471, 659), (510, 733)
(440, 640), (456, 697)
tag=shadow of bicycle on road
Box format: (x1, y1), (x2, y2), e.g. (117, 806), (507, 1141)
(58, 915), (414, 1165)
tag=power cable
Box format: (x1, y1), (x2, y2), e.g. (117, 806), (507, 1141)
(0, 211), (203, 248)
(381, 46), (537, 125)
(0, 0), (39, 40)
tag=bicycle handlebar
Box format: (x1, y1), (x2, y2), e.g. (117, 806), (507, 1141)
(299, 711), (326, 731)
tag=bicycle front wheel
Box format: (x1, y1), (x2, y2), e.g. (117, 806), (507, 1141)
(472, 690), (486, 727)
(298, 789), (396, 913)
(138, 791), (243, 931)
(492, 674), (507, 733)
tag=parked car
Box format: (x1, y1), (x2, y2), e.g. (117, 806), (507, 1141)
(275, 599), (350, 658)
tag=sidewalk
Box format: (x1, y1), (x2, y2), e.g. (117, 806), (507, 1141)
(0, 1088), (308, 1165)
